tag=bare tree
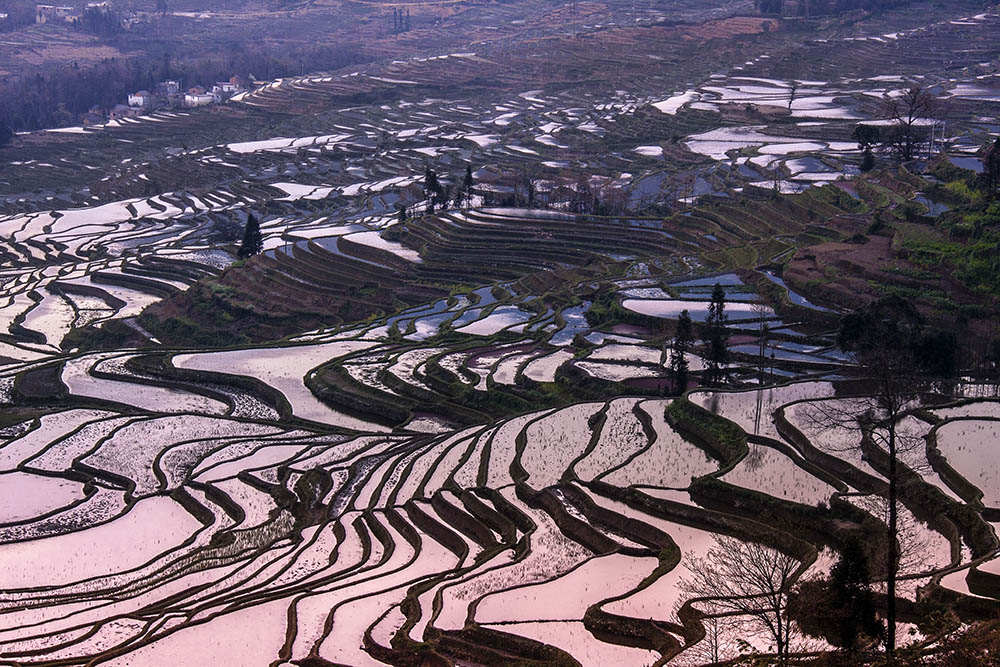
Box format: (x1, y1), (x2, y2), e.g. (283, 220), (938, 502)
(671, 604), (742, 666)
(881, 86), (935, 163)
(787, 80), (799, 112)
(679, 535), (801, 666)
(849, 494), (942, 592)
(801, 295), (958, 659)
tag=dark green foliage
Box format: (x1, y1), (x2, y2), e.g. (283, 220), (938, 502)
(74, 6), (124, 37)
(860, 149), (876, 173)
(237, 213), (263, 258)
(838, 295), (958, 378)
(790, 539), (882, 655)
(664, 398), (747, 466)
(829, 538), (883, 651)
(0, 43), (370, 132)
(670, 309), (693, 395)
(982, 137), (1000, 199)
(463, 164), (474, 209)
(424, 167), (444, 213)
(854, 124), (880, 173)
(701, 283), (729, 386)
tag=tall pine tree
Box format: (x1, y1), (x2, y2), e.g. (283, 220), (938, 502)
(670, 309), (693, 395)
(463, 164), (474, 209)
(424, 167), (443, 213)
(702, 283), (729, 386)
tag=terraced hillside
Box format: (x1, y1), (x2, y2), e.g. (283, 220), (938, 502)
(4, 317), (1000, 664)
(4, 167), (1000, 663)
(2, 0), (1000, 665)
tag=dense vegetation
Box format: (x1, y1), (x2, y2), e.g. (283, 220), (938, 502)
(0, 42), (370, 131)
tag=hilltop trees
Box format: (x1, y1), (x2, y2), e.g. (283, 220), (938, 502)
(238, 213), (263, 258)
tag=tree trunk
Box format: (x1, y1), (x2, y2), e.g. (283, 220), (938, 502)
(887, 418), (897, 660)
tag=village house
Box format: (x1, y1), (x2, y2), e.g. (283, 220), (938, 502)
(35, 4), (77, 23)
(184, 87), (214, 107)
(81, 105), (104, 126)
(109, 103), (138, 120)
(211, 81), (239, 98)
(157, 80), (180, 95)
(127, 90), (152, 108)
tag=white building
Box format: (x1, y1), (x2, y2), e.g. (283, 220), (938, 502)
(127, 90), (152, 107)
(184, 93), (214, 107)
(36, 5), (77, 23)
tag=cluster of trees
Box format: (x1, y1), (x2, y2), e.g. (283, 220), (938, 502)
(853, 86), (939, 171)
(0, 0), (39, 32)
(413, 165), (641, 218)
(73, 6), (126, 38)
(418, 166), (475, 215)
(0, 42), (369, 132)
(668, 310), (693, 394)
(391, 7), (411, 34)
(666, 283), (731, 394)
(681, 295), (962, 665)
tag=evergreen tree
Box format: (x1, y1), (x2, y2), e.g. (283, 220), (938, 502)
(424, 167), (443, 213)
(983, 136), (1000, 199)
(702, 283), (729, 386)
(238, 213), (263, 258)
(830, 538), (882, 652)
(670, 309), (693, 395)
(835, 295), (959, 658)
(853, 124), (880, 173)
(463, 164), (474, 209)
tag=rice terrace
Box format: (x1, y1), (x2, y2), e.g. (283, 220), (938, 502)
(2, 0), (1000, 664)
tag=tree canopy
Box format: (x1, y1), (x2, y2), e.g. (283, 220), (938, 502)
(238, 213), (263, 259)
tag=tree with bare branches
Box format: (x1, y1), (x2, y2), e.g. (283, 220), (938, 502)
(680, 535), (801, 666)
(801, 295), (958, 660)
(881, 86), (935, 163)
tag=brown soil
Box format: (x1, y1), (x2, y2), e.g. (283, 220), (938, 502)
(783, 232), (992, 335)
(784, 235), (916, 309)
